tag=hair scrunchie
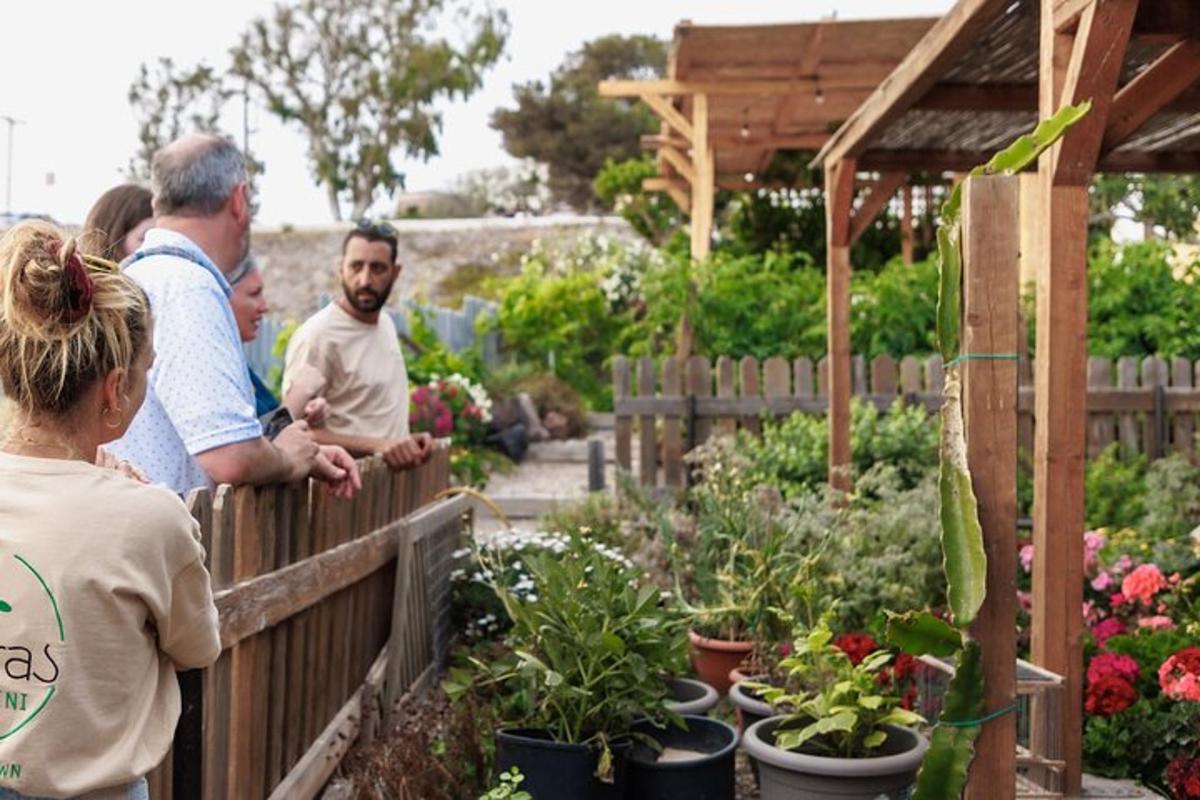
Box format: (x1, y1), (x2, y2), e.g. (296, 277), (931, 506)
(46, 239), (95, 323)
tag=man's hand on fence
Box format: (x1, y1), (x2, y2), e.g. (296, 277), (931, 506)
(379, 436), (425, 470)
(274, 420), (322, 483)
(313, 445), (362, 499)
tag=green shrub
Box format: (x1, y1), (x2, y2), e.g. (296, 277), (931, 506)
(1085, 445), (1148, 530)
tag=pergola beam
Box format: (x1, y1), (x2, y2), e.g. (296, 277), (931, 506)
(640, 133), (829, 151)
(825, 158), (856, 493)
(1102, 39), (1200, 153)
(639, 94), (694, 143)
(813, 0), (1013, 166)
(849, 171), (906, 245)
(857, 147), (1200, 174)
(660, 147), (695, 184)
(600, 76), (887, 98)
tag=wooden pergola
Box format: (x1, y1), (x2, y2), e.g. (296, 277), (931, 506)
(598, 17), (936, 259)
(814, 0), (1200, 795)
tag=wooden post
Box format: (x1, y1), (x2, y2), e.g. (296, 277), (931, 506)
(690, 93), (714, 260)
(961, 175), (1019, 800)
(1034, 2), (1137, 793)
(900, 184), (914, 265)
(825, 157), (856, 492)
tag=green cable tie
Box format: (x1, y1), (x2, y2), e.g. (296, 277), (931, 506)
(945, 353), (1021, 368)
(938, 702), (1019, 728)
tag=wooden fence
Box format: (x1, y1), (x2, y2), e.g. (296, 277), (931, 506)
(147, 444), (468, 799)
(614, 353), (1200, 488)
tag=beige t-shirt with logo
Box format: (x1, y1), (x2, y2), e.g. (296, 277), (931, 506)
(0, 452), (220, 798)
(282, 302), (411, 439)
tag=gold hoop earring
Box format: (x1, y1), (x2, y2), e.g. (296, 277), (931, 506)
(103, 405), (123, 430)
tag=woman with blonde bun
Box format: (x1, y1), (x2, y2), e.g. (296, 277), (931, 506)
(0, 221), (220, 799)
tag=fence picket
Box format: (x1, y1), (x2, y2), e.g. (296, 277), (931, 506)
(716, 356), (736, 437)
(637, 357), (657, 487)
(1087, 358), (1114, 458)
(613, 357), (632, 473)
(899, 356), (922, 396)
(688, 356), (712, 450)
(1117, 357), (1140, 457)
(870, 355), (897, 405)
(662, 358), (684, 488)
(793, 358), (814, 399)
(816, 356), (829, 399)
(1173, 357), (1194, 454)
(740, 357), (761, 437)
(1142, 357), (1168, 459)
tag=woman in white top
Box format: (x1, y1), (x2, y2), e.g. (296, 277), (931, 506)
(0, 222), (221, 799)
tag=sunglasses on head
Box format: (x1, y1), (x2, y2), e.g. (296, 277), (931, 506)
(354, 218), (398, 239)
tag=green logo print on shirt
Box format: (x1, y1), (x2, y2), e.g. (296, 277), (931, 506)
(0, 554), (64, 742)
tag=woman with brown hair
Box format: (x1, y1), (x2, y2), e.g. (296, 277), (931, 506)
(81, 184), (154, 262)
(0, 222), (220, 799)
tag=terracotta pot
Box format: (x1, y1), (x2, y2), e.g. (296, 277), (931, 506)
(688, 629), (753, 696)
(728, 666), (755, 686)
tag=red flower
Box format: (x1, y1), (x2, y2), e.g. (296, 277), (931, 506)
(1159, 646), (1200, 701)
(1084, 676), (1138, 717)
(1090, 617), (1127, 647)
(1087, 652), (1140, 686)
(900, 684), (919, 711)
(1168, 752), (1200, 799)
(833, 632), (878, 666)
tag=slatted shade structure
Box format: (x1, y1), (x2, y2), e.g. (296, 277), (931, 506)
(814, 0), (1200, 796)
(598, 16), (937, 258)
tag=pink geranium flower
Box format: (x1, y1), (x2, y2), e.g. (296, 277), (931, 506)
(1110, 592), (1127, 608)
(1122, 564), (1168, 606)
(1087, 652), (1140, 686)
(1091, 617), (1126, 647)
(1019, 544), (1034, 574)
(1091, 571), (1113, 592)
(1159, 647), (1200, 701)
(1137, 615), (1175, 631)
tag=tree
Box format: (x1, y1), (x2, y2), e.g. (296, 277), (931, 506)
(127, 58), (230, 180)
(1091, 174), (1200, 240)
(491, 34), (666, 211)
(230, 0), (508, 221)
(593, 155), (683, 244)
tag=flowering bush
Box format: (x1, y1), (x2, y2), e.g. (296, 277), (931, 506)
(1087, 652), (1141, 686)
(1085, 675), (1139, 717)
(1168, 752), (1200, 799)
(833, 632), (879, 666)
(411, 373), (492, 445)
(1159, 646), (1200, 701)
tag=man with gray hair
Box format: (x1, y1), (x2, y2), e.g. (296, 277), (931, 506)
(109, 132), (360, 497)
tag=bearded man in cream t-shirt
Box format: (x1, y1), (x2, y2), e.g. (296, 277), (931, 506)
(282, 220), (433, 470)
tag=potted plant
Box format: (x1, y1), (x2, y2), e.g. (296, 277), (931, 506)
(664, 677), (720, 717)
(466, 530), (687, 799)
(626, 714), (740, 800)
(741, 621), (927, 800)
(674, 452), (826, 694)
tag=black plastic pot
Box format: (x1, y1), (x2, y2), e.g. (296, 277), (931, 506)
(626, 715), (739, 800)
(664, 677), (720, 716)
(495, 728), (630, 800)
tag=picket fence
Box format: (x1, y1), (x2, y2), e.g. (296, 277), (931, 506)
(614, 353), (1200, 488)
(146, 445), (468, 799)
(245, 295), (499, 380)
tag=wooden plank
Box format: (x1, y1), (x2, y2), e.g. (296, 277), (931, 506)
(613, 356), (633, 473)
(638, 93), (694, 143)
(715, 356), (736, 437)
(601, 77), (882, 98)
(202, 485), (234, 800)
(900, 185), (914, 265)
(899, 355), (922, 395)
(637, 357), (657, 487)
(763, 357), (792, 414)
(269, 649), (401, 800)
(226, 488), (264, 798)
(1117, 357), (1140, 456)
(1173, 357), (1194, 454)
(254, 487), (277, 796)
(662, 358), (684, 487)
(826, 157), (856, 492)
(1087, 358), (1114, 458)
(794, 357), (814, 398)
(816, 355), (829, 399)
(687, 356), (713, 448)
(1103, 40), (1200, 153)
(1030, 177), (1089, 797)
(814, 0), (1012, 165)
(284, 482), (312, 775)
(691, 93), (714, 259)
(961, 174), (1019, 800)
(870, 354), (898, 401)
(1142, 357), (1168, 459)
(849, 172), (906, 245)
(740, 357), (762, 437)
(1049, 0), (1138, 186)
(660, 147), (695, 184)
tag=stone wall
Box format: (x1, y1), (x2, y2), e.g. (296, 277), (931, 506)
(251, 214), (635, 320)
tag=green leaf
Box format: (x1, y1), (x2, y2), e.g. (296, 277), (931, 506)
(599, 631), (627, 655)
(886, 610), (964, 657)
(938, 374), (987, 627)
(983, 101), (1092, 175)
(935, 225), (962, 362)
(879, 707), (926, 728)
(863, 730), (887, 749)
(913, 641), (986, 800)
(859, 695), (884, 710)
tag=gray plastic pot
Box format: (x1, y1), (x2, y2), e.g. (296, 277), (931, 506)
(664, 677), (720, 716)
(728, 677), (774, 732)
(741, 716), (928, 800)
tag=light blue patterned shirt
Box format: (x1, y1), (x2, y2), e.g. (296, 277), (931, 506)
(108, 229), (262, 494)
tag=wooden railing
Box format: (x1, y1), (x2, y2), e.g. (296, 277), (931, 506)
(614, 354), (1200, 488)
(147, 445), (468, 799)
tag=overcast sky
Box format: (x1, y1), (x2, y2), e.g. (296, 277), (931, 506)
(1, 1), (954, 226)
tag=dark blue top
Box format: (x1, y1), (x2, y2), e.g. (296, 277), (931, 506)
(249, 367), (281, 418)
